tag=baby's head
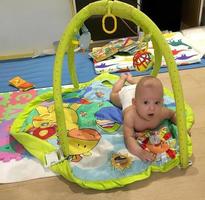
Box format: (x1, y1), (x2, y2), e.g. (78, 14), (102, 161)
(132, 76), (164, 121)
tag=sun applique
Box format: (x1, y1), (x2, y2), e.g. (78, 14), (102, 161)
(111, 153), (132, 170)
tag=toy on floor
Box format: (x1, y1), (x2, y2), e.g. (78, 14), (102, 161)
(89, 37), (136, 62)
(10, 0), (194, 190)
(9, 76), (35, 91)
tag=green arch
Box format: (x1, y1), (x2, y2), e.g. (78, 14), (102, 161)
(53, 0), (189, 168)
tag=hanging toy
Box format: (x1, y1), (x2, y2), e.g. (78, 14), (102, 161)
(102, 2), (117, 35)
(72, 24), (91, 53)
(133, 49), (153, 72)
(79, 24), (91, 52)
(133, 33), (154, 72)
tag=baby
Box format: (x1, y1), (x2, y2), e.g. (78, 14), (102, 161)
(110, 73), (176, 162)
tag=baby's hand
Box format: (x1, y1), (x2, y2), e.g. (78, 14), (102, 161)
(136, 148), (156, 162)
(134, 131), (146, 140)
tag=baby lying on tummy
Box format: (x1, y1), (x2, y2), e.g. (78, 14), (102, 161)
(110, 73), (176, 161)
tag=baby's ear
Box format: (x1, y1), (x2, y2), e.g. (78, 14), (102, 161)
(132, 98), (137, 106)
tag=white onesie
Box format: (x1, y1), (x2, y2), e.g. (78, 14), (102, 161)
(119, 84), (136, 110)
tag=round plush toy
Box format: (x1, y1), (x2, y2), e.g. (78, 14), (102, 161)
(133, 49), (153, 72)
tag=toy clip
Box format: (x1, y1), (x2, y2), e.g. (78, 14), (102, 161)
(44, 149), (66, 168)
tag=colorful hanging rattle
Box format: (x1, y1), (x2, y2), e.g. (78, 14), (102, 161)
(133, 49), (154, 72)
(133, 33), (154, 72)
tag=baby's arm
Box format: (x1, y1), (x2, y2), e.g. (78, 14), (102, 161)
(162, 107), (191, 135)
(162, 107), (176, 124)
(123, 116), (156, 161)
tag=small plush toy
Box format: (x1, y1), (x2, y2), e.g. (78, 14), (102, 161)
(136, 126), (177, 163)
(9, 76), (35, 91)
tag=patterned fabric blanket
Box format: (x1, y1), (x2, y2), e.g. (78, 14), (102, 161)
(94, 32), (201, 74)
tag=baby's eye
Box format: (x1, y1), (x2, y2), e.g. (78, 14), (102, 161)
(144, 101), (148, 105)
(155, 101), (160, 105)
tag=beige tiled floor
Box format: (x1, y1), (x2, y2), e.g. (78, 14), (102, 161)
(1, 68), (205, 200)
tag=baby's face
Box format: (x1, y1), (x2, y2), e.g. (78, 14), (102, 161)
(133, 86), (163, 121)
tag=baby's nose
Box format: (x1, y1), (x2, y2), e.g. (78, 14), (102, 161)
(149, 104), (155, 111)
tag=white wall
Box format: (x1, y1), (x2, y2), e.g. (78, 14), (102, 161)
(0, 0), (72, 56)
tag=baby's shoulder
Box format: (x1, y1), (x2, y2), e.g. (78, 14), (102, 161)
(123, 106), (134, 115)
(123, 106), (136, 121)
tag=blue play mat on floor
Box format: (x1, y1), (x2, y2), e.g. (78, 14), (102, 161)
(0, 53), (205, 93)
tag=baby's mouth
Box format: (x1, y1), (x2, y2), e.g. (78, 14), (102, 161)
(148, 113), (154, 117)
